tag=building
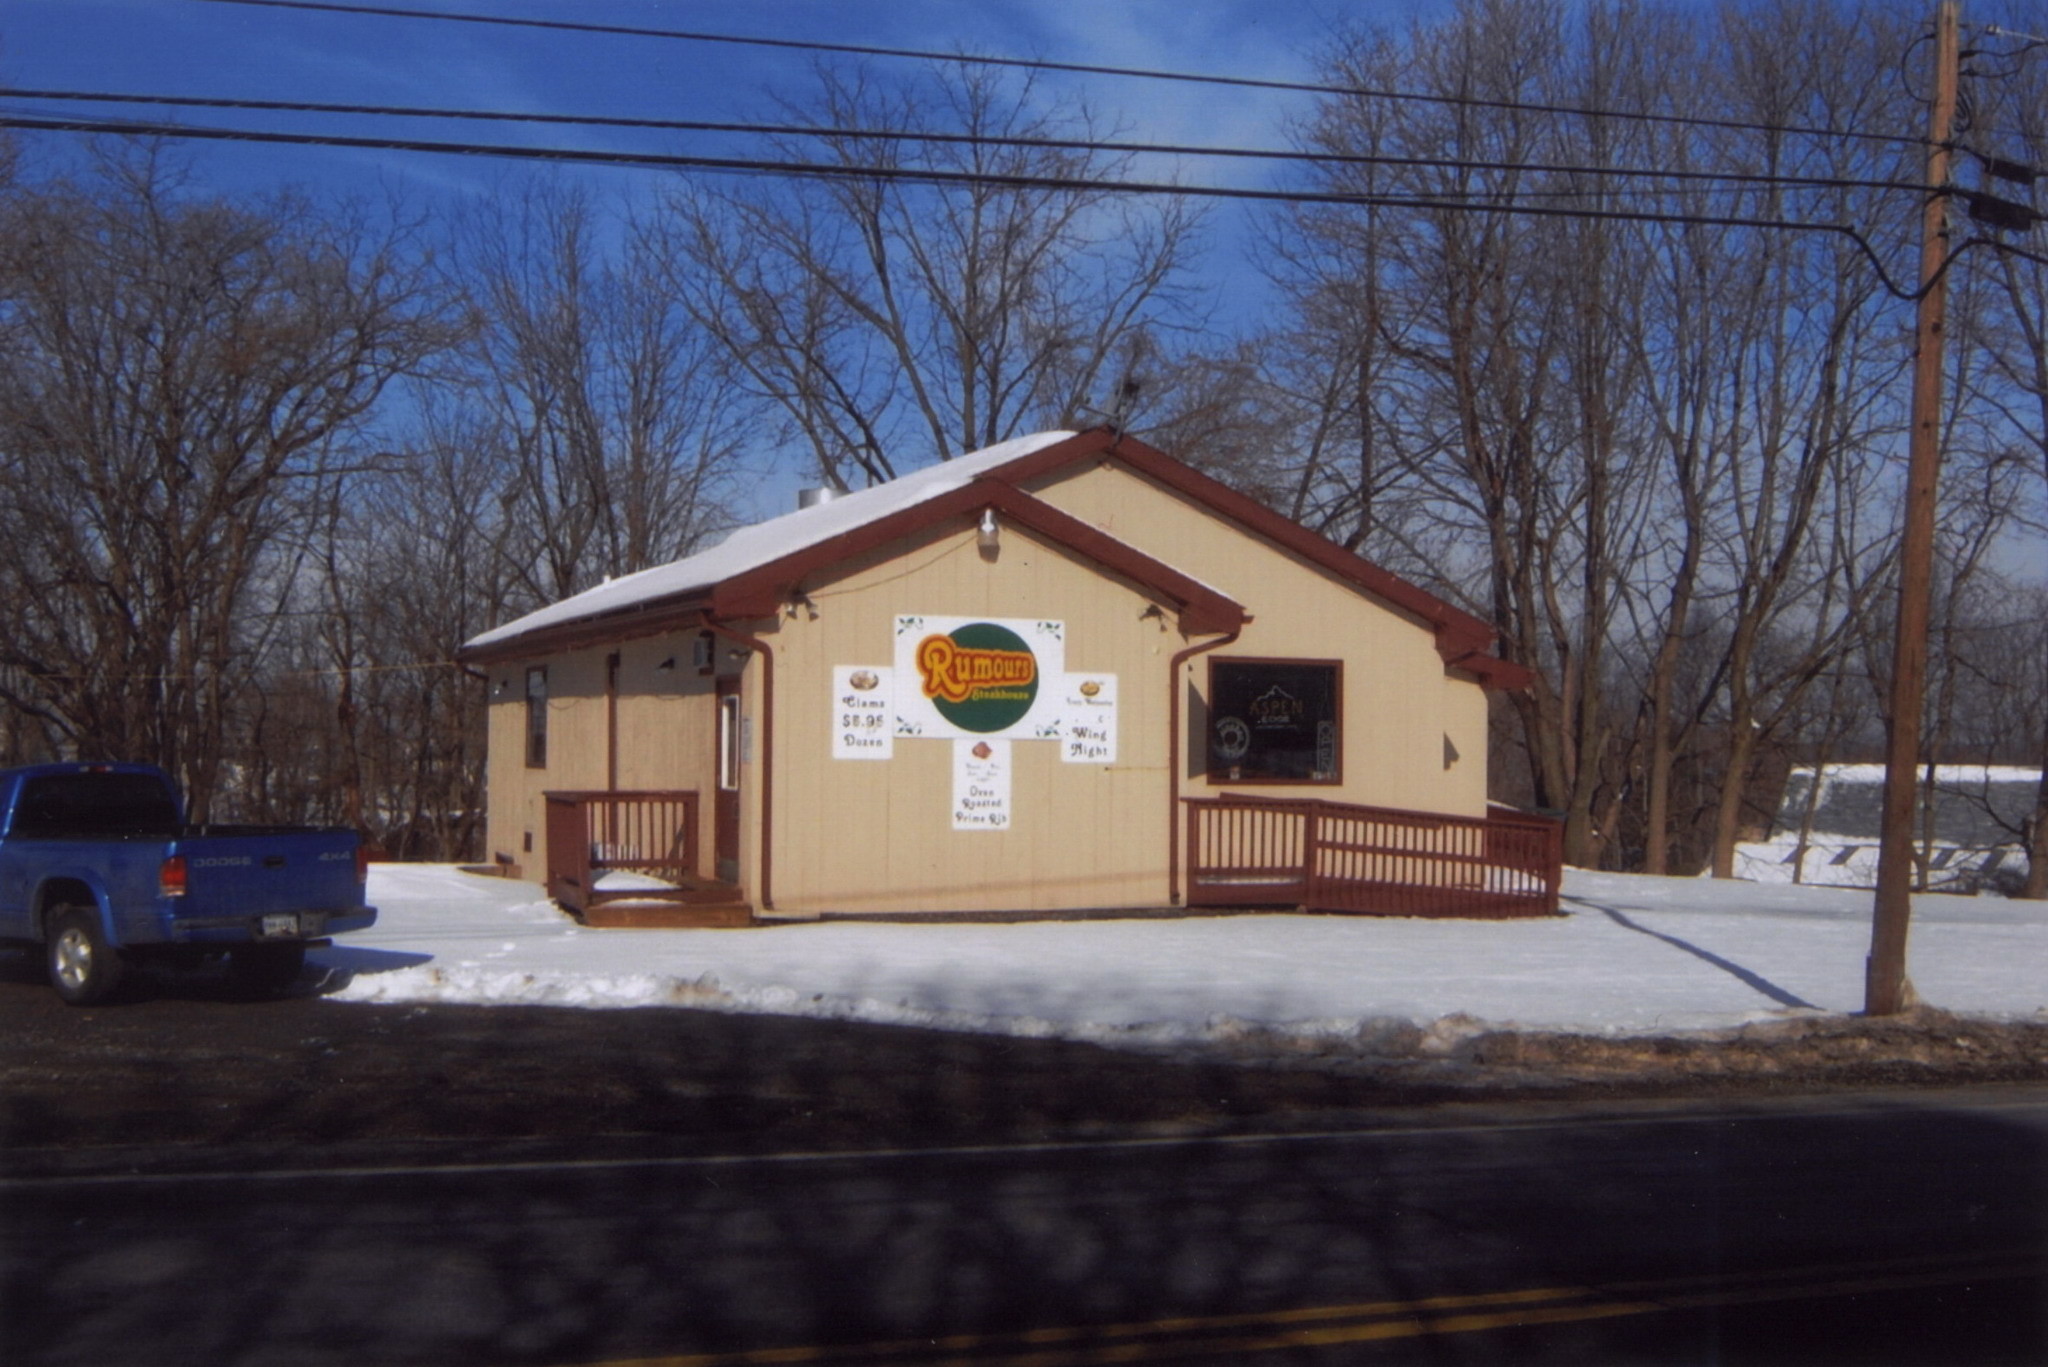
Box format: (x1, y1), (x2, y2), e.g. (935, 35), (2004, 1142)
(457, 428), (1560, 923)
(1731, 763), (2040, 894)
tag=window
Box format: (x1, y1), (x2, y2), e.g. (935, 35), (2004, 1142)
(11, 773), (180, 840)
(1206, 658), (1342, 784)
(525, 666), (548, 768)
(717, 692), (742, 792)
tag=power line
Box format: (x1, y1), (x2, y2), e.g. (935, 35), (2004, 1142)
(0, 109), (1939, 299)
(2, 87), (1928, 198)
(193, 0), (1934, 152)
(12, 658), (468, 685)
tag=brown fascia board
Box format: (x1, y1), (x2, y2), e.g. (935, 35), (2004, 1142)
(455, 462), (1246, 667)
(990, 428), (1530, 688)
(455, 590), (713, 667)
(458, 426), (1529, 686)
(713, 478), (1249, 635)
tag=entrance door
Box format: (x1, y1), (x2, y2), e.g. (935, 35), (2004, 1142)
(714, 674), (742, 885)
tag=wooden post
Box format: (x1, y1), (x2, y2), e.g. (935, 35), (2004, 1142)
(1301, 804), (1320, 908)
(1868, 0), (1959, 1016)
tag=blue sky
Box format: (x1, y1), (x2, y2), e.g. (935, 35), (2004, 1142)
(0, 0), (1469, 511)
(0, 0), (1454, 200)
(0, 0), (1465, 507)
(0, 1), (1461, 366)
(7, 5), (2039, 576)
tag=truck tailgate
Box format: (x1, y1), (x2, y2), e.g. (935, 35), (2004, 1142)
(169, 828), (371, 938)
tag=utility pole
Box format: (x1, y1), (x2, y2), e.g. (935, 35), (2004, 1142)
(1867, 0), (1960, 1016)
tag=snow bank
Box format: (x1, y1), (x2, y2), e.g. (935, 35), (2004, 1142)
(316, 864), (2048, 1049)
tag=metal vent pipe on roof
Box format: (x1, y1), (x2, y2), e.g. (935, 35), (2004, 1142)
(797, 487), (841, 510)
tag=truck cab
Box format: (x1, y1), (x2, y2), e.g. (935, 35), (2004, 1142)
(0, 763), (376, 1003)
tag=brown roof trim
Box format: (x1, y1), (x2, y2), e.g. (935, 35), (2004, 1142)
(1445, 649), (1536, 691)
(990, 428), (1526, 685)
(459, 466), (1247, 666)
(460, 425), (1526, 688)
(995, 432), (1490, 635)
(456, 592), (712, 667)
(714, 479), (1249, 635)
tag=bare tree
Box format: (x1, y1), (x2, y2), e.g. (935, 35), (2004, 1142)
(0, 146), (450, 818)
(454, 179), (752, 605)
(1273, 0), (1674, 866)
(1260, 0), (1959, 874)
(656, 60), (1206, 486)
(1920, 22), (2048, 895)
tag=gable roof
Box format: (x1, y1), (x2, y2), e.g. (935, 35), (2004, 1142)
(459, 426), (1528, 689)
(1002, 431), (1524, 685)
(461, 431), (1075, 660)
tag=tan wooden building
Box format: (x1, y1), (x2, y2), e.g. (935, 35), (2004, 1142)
(458, 429), (1560, 923)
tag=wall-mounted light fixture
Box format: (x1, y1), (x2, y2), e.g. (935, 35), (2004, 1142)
(656, 657), (677, 673)
(977, 507), (1000, 557)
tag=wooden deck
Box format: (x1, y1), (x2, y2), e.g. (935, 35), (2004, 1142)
(1185, 795), (1563, 918)
(543, 789), (749, 925)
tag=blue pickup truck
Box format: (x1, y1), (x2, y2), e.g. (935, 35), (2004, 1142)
(0, 763), (377, 1004)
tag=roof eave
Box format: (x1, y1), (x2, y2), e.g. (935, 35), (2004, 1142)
(455, 590), (713, 667)
(469, 476), (1250, 663)
(711, 477), (1249, 635)
(992, 428), (1528, 689)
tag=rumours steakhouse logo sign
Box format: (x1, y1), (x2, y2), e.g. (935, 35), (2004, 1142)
(916, 622), (1039, 733)
(891, 615), (1065, 740)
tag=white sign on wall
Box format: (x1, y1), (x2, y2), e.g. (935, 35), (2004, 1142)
(826, 616), (1115, 832)
(831, 665), (894, 760)
(1058, 673), (1118, 764)
(893, 615), (1066, 741)
(952, 737), (1012, 831)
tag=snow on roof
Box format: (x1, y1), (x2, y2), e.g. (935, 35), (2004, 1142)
(1794, 764), (2042, 786)
(1774, 763), (2042, 846)
(465, 431), (1077, 653)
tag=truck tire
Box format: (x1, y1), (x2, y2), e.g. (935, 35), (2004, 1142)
(47, 905), (125, 1006)
(227, 943), (307, 997)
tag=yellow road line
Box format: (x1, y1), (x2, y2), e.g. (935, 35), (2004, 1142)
(571, 1249), (2043, 1367)
(580, 1285), (1610, 1367)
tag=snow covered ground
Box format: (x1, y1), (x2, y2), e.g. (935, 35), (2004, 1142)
(316, 865), (2048, 1050)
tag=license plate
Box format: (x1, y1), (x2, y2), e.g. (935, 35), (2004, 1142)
(261, 914), (300, 938)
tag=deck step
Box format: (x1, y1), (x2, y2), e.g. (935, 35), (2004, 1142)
(576, 899), (754, 929)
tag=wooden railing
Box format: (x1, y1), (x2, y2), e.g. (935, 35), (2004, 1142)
(543, 790), (701, 914)
(1185, 795), (1563, 918)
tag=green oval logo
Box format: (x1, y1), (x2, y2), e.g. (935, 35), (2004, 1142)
(916, 622), (1039, 733)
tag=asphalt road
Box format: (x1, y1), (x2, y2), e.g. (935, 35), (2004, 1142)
(6, 1087), (2045, 1366)
(4, 960), (2047, 1366)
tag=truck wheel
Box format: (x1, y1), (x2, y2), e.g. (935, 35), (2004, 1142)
(227, 943), (307, 997)
(47, 906), (125, 1006)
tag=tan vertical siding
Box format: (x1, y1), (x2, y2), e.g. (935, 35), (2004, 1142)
(611, 635), (721, 878)
(1031, 461), (1490, 818)
(764, 521), (1174, 914)
(483, 636), (721, 882)
(480, 447), (1500, 913)
(483, 685), (528, 872)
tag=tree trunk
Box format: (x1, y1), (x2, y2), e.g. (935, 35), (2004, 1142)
(1711, 711), (1757, 880)
(2025, 728), (2048, 899)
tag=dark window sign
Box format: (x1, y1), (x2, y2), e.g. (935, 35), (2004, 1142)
(1207, 659), (1341, 783)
